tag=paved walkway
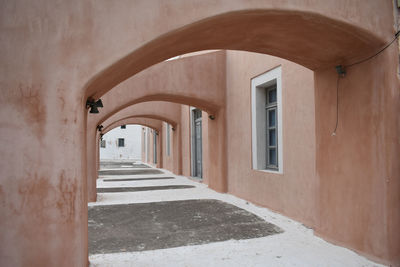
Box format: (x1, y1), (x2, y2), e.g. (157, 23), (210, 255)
(89, 162), (385, 267)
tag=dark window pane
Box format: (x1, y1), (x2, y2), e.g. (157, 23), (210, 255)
(268, 109), (276, 127)
(269, 148), (277, 166)
(118, 138), (125, 147)
(268, 88), (277, 103)
(269, 129), (276, 146)
(100, 140), (106, 148)
(193, 109), (202, 120)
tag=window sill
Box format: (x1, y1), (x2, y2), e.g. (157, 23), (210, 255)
(253, 168), (283, 175)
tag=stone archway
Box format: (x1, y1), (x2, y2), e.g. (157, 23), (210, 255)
(87, 101), (182, 201)
(1, 2), (398, 266)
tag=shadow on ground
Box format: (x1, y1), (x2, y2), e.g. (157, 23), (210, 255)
(88, 199), (283, 254)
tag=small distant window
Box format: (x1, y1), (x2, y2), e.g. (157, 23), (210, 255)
(100, 139), (106, 148)
(121, 125), (126, 129)
(118, 138), (125, 147)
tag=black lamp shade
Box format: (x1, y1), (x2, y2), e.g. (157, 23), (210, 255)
(89, 106), (99, 113)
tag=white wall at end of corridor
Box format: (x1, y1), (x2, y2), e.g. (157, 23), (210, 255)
(100, 125), (142, 160)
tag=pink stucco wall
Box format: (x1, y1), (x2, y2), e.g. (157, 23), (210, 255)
(139, 48), (400, 265)
(314, 43), (400, 263)
(0, 1), (398, 266)
(159, 123), (173, 173)
(225, 51), (317, 226)
(180, 105), (192, 177)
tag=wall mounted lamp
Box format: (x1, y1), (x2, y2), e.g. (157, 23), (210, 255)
(86, 98), (103, 113)
(209, 115), (215, 120)
(96, 125), (103, 132)
(335, 65), (346, 77)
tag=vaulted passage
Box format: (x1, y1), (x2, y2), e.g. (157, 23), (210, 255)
(1, 2), (399, 267)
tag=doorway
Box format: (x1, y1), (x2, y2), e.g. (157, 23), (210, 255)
(191, 108), (202, 178)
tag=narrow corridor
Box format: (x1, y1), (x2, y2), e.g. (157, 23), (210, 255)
(89, 162), (385, 267)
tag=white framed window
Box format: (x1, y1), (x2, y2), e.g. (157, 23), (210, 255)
(251, 66), (283, 173)
(166, 124), (171, 156)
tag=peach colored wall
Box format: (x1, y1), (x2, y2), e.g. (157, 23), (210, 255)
(87, 51), (227, 185)
(87, 50), (226, 130)
(174, 48), (400, 265)
(102, 101), (182, 128)
(146, 130), (153, 166)
(206, 108), (228, 192)
(87, 127), (98, 202)
(141, 128), (146, 163)
(225, 51), (317, 226)
(146, 129), (154, 167)
(140, 127), (163, 169)
(180, 105), (192, 177)
(0, 1), (397, 266)
(314, 44), (400, 265)
(161, 123), (175, 173)
(201, 110), (210, 185)
(172, 125), (183, 175)
(85, 2), (391, 100)
(156, 130), (162, 169)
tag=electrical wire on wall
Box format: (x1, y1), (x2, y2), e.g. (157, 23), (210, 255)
(331, 30), (400, 136)
(331, 74), (341, 136)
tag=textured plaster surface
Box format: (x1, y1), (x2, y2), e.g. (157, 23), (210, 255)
(104, 49), (399, 265)
(314, 44), (400, 265)
(225, 51), (317, 228)
(0, 1), (398, 266)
